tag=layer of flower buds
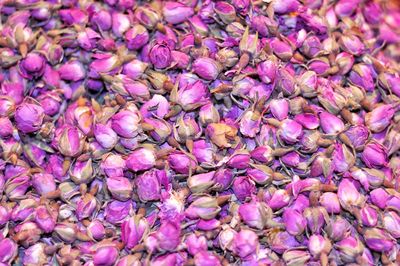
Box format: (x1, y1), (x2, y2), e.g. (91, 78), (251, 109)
(1, 0), (400, 265)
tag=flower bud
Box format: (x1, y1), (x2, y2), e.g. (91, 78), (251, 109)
(106, 176), (133, 201)
(239, 200), (273, 230)
(194, 251), (221, 266)
(199, 103), (220, 125)
(227, 152), (250, 169)
(93, 123), (118, 150)
(174, 80), (209, 111)
(270, 38), (293, 61)
(215, 2), (236, 24)
(19, 52), (45, 78)
(156, 221), (181, 251)
(360, 205), (378, 227)
(272, 0), (299, 14)
(308, 235), (332, 258)
(319, 192), (341, 213)
(185, 196), (221, 220)
(112, 12), (130, 37)
(5, 175), (30, 201)
(247, 165), (274, 185)
(168, 151), (197, 175)
(278, 119), (303, 144)
(56, 125), (84, 157)
(232, 176), (256, 202)
(121, 215), (149, 249)
(54, 222), (77, 243)
(70, 159), (94, 184)
(336, 52), (354, 74)
(342, 125), (369, 151)
(135, 6), (161, 29)
(185, 234), (207, 256)
(0, 117), (13, 138)
(149, 41), (172, 69)
(112, 109), (141, 138)
(105, 200), (132, 224)
(34, 205), (56, 233)
(349, 64), (374, 92)
(135, 169), (163, 202)
(383, 211), (400, 238)
(163, 2), (194, 24)
(370, 188), (389, 209)
(232, 229), (259, 259)
(192, 57), (222, 80)
(332, 143), (355, 173)
(365, 104), (395, 133)
(58, 60), (86, 81)
(213, 168), (234, 191)
(116, 255), (141, 266)
(364, 228), (394, 252)
(282, 249), (311, 266)
(143, 117), (172, 142)
(362, 141), (387, 168)
(93, 246), (119, 266)
(268, 189), (291, 210)
(0, 96), (15, 117)
(319, 111), (345, 134)
(0, 238), (17, 264)
(32, 173), (56, 195)
(15, 102), (44, 133)
(335, 236), (364, 263)
(176, 116), (201, 142)
(87, 220), (105, 241)
(303, 206), (328, 234)
(339, 34), (364, 55)
(126, 147), (156, 172)
(326, 216), (350, 241)
(283, 208), (307, 235)
(338, 179), (364, 211)
(125, 25), (149, 51)
(188, 171), (215, 193)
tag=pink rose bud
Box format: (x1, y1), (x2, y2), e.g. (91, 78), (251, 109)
(56, 125), (84, 157)
(59, 8), (87, 25)
(32, 173), (56, 195)
(232, 176), (256, 202)
(123, 59), (147, 79)
(360, 205), (378, 227)
(283, 208), (307, 235)
(91, 9), (112, 31)
(304, 206), (328, 234)
(0, 117), (13, 138)
(116, 255), (141, 266)
(185, 196), (221, 220)
(336, 52), (355, 74)
(87, 220), (105, 241)
(282, 249), (311, 266)
(216, 48), (239, 68)
(94, 123), (119, 150)
(227, 152), (250, 169)
(125, 25), (149, 50)
(298, 70), (318, 97)
(338, 179), (364, 211)
(332, 143), (355, 173)
(111, 109), (141, 138)
(70, 159), (94, 184)
(58, 60), (86, 81)
(187, 171), (215, 193)
(76, 193), (98, 220)
(140, 95), (169, 119)
(106, 176), (133, 201)
(364, 228), (394, 252)
(171, 51), (190, 69)
(0, 238), (17, 264)
(156, 220), (181, 251)
(105, 200), (132, 224)
(126, 147), (156, 172)
(308, 57), (330, 75)
(251, 15), (278, 37)
(121, 215), (149, 249)
(342, 125), (369, 151)
(361, 141), (387, 168)
(5, 175), (30, 201)
(335, 236), (365, 263)
(270, 99), (289, 121)
(370, 188), (389, 209)
(383, 211), (400, 238)
(270, 38), (293, 61)
(194, 251), (221, 266)
(15, 102), (44, 133)
(300, 35), (321, 58)
(135, 169), (163, 202)
(239, 110), (261, 138)
(239, 200), (272, 230)
(308, 235), (332, 258)
(319, 111), (345, 134)
(365, 104), (395, 133)
(100, 154), (126, 177)
(54, 222), (77, 243)
(268, 189), (291, 210)
(199, 103), (220, 125)
(176, 80), (209, 111)
(22, 243), (47, 265)
(379, 72), (400, 98)
(19, 52), (45, 78)
(134, 6), (161, 29)
(232, 229), (259, 259)
(197, 218), (221, 231)
(326, 216), (350, 241)
(349, 64), (374, 92)
(0, 96), (15, 117)
(185, 234), (207, 256)
(192, 140), (214, 163)
(168, 151), (197, 174)
(339, 34), (364, 55)
(256, 60), (277, 84)
(334, 0), (360, 17)
(89, 54), (120, 78)
(213, 168), (234, 191)
(37, 92), (62, 116)
(319, 192), (341, 214)
(93, 246), (119, 266)
(247, 165), (274, 185)
(272, 0), (299, 14)
(192, 57), (222, 80)
(318, 85), (346, 114)
(34, 205), (56, 233)
(163, 2), (194, 24)
(278, 119), (303, 144)
(175, 116), (201, 142)
(112, 12), (130, 37)
(149, 40), (172, 69)
(215, 2), (236, 24)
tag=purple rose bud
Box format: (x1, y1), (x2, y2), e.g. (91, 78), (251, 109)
(282, 249), (311, 266)
(105, 200), (132, 224)
(56, 125), (84, 157)
(197, 218), (221, 231)
(91, 9), (112, 31)
(93, 123), (119, 150)
(336, 52), (355, 75)
(0, 117), (13, 138)
(171, 51), (190, 69)
(294, 113), (319, 130)
(256, 60), (277, 84)
(89, 54), (120, 78)
(106, 176), (133, 201)
(0, 96), (15, 117)
(150, 253), (187, 266)
(176, 80), (209, 111)
(334, 0), (360, 17)
(112, 12), (130, 37)
(362, 141), (387, 168)
(0, 238), (17, 264)
(250, 146), (274, 164)
(349, 64), (374, 92)
(215, 2), (236, 24)
(93, 246), (119, 266)
(360, 205), (378, 227)
(134, 6), (161, 29)
(185, 234), (207, 256)
(156, 220), (181, 251)
(76, 192), (98, 220)
(383, 211), (400, 238)
(213, 168), (234, 191)
(298, 71), (318, 97)
(370, 188), (389, 209)
(268, 189), (291, 210)
(326, 216), (350, 241)
(283, 208), (307, 236)
(5, 175), (30, 201)
(232, 229), (259, 260)
(270, 38), (293, 61)
(342, 125), (369, 151)
(218, 226), (236, 251)
(278, 119), (303, 144)
(123, 59), (147, 80)
(163, 2), (194, 24)
(135, 169), (163, 201)
(239, 200), (273, 230)
(15, 102), (44, 133)
(126, 147), (156, 172)
(100, 154), (126, 178)
(272, 0), (299, 14)
(194, 251), (221, 266)
(247, 165), (274, 185)
(87, 220), (105, 241)
(54, 222), (76, 243)
(112, 109), (141, 138)
(58, 60), (86, 81)
(338, 179), (364, 210)
(332, 143), (355, 173)
(308, 235), (332, 258)
(187, 171), (215, 193)
(34, 205), (56, 233)
(364, 228), (394, 252)
(270, 99), (289, 121)
(185, 196), (221, 220)
(149, 41), (172, 69)
(192, 57), (222, 80)
(32, 173), (56, 195)
(168, 151), (197, 174)
(251, 15), (278, 37)
(19, 52), (45, 78)
(70, 159), (93, 184)
(365, 104), (395, 133)
(319, 192), (341, 214)
(303, 206), (328, 234)
(121, 215), (149, 249)
(339, 34), (364, 55)
(232, 176), (256, 202)
(227, 152), (250, 169)
(336, 236), (365, 263)
(319, 111), (345, 134)
(124, 25), (149, 51)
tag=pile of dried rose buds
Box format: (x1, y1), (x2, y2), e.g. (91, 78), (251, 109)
(0, 0), (400, 265)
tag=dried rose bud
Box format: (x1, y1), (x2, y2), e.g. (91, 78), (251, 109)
(185, 234), (207, 256)
(174, 80), (209, 111)
(188, 171), (215, 193)
(105, 200), (132, 224)
(5, 175), (30, 201)
(232, 229), (259, 260)
(359, 205), (378, 227)
(361, 141), (387, 168)
(319, 192), (341, 214)
(199, 103), (220, 125)
(168, 151), (197, 175)
(227, 151), (251, 169)
(383, 211), (400, 238)
(215, 1), (236, 24)
(342, 125), (369, 151)
(32, 173), (56, 195)
(232, 176), (256, 202)
(122, 215), (149, 249)
(364, 228), (394, 252)
(163, 2), (194, 24)
(194, 251), (221, 266)
(270, 99), (289, 121)
(319, 111), (345, 134)
(112, 109), (141, 138)
(365, 104), (395, 133)
(308, 234), (332, 258)
(135, 169), (163, 201)
(149, 40), (172, 69)
(213, 168), (234, 191)
(185, 196), (221, 220)
(126, 147), (156, 172)
(303, 206), (328, 234)
(239, 200), (272, 230)
(135, 6), (161, 29)
(34, 205), (56, 233)
(192, 57), (222, 81)
(76, 192), (98, 220)
(349, 64), (374, 92)
(156, 220), (181, 251)
(70, 159), (94, 184)
(175, 116), (201, 142)
(283, 208), (307, 236)
(116, 255), (141, 266)
(326, 216), (351, 241)
(54, 222), (77, 243)
(19, 52), (45, 79)
(282, 249), (311, 266)
(338, 179), (364, 211)
(93, 245), (119, 266)
(56, 125), (84, 157)
(277, 119), (303, 144)
(336, 52), (355, 75)
(270, 38), (293, 61)
(58, 60), (86, 81)
(335, 236), (364, 263)
(106, 176), (133, 201)
(370, 188), (389, 209)
(86, 219), (105, 241)
(15, 102), (44, 133)
(0, 238), (17, 264)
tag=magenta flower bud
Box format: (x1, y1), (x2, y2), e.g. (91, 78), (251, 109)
(11, 198), (35, 222)
(192, 57), (222, 80)
(54, 222), (77, 243)
(326, 216), (350, 241)
(150, 253), (187, 266)
(282, 249), (311, 266)
(319, 111), (345, 134)
(185, 196), (221, 220)
(232, 229), (259, 259)
(308, 57), (330, 75)
(0, 117), (13, 138)
(232, 176), (256, 202)
(226, 152), (250, 169)
(91, 9), (112, 31)
(370, 188), (389, 209)
(149, 40), (172, 69)
(194, 251), (221, 266)
(298, 71), (317, 97)
(89, 54), (120, 78)
(176, 80), (209, 111)
(360, 205), (378, 227)
(116, 255), (141, 266)
(336, 237), (365, 263)
(0, 96), (15, 117)
(100, 154), (126, 177)
(319, 192), (340, 214)
(300, 35), (322, 58)
(187, 171), (215, 193)
(215, 2), (236, 24)
(278, 119), (303, 144)
(19, 52), (45, 78)
(163, 2), (194, 24)
(349, 64), (374, 92)
(5, 175), (30, 201)
(168, 151), (197, 175)
(334, 0), (360, 17)
(336, 52), (355, 75)
(268, 189), (291, 210)
(93, 246), (119, 266)
(126, 26), (149, 50)
(270, 99), (289, 121)
(269, 231), (300, 254)
(270, 38), (293, 61)
(256, 60), (277, 84)
(121, 215), (149, 249)
(338, 179), (364, 210)
(0, 238), (17, 264)
(185, 234), (207, 255)
(197, 218), (221, 231)
(76, 193), (98, 220)
(190, 140), (213, 164)
(247, 165), (274, 185)
(87, 220), (105, 241)
(199, 103), (220, 126)
(365, 104), (395, 133)
(251, 15), (278, 37)
(37, 92), (62, 116)
(106, 176), (133, 201)
(58, 60), (86, 81)
(339, 34), (364, 55)
(135, 169), (163, 202)
(32, 173), (56, 195)
(362, 141), (387, 168)
(283, 208), (307, 236)
(308, 235), (332, 258)
(93, 123), (118, 150)
(238, 110), (260, 138)
(156, 220), (181, 251)
(342, 125), (369, 151)
(123, 59), (147, 79)
(56, 125), (84, 157)
(134, 6), (160, 29)
(105, 200), (132, 224)
(112, 109), (141, 138)
(126, 147), (156, 172)
(171, 51), (190, 69)
(364, 228), (394, 252)
(34, 205), (56, 233)
(59, 8), (87, 25)
(15, 102), (44, 133)
(70, 159), (94, 184)
(272, 0), (299, 14)
(383, 211), (400, 238)
(213, 168), (234, 191)
(112, 12), (130, 37)
(239, 200), (272, 230)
